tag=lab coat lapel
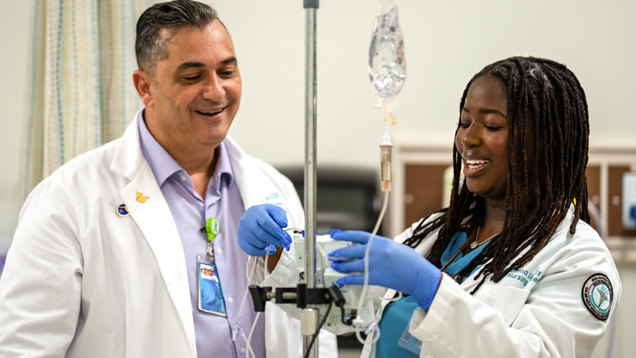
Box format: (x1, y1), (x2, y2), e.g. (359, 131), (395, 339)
(459, 266), (484, 292)
(111, 113), (197, 358)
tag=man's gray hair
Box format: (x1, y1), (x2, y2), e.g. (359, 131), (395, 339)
(135, 0), (222, 76)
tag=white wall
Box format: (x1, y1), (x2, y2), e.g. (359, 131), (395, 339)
(1, 1), (636, 356)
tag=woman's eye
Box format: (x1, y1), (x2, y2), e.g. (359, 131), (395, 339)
(485, 125), (502, 131)
(183, 75), (201, 81)
(460, 122), (470, 129)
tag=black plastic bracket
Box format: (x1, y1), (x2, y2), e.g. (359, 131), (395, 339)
(249, 284), (341, 310)
(249, 285), (272, 312)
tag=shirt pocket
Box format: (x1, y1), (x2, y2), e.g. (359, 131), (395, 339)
(474, 285), (530, 326)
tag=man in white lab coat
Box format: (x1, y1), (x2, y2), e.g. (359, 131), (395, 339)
(0, 1), (336, 357)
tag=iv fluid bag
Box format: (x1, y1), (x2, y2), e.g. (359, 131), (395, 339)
(369, 0), (406, 99)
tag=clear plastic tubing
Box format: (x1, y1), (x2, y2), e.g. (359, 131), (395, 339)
(368, 0), (406, 100)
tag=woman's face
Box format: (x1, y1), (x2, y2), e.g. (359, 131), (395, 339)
(455, 75), (509, 201)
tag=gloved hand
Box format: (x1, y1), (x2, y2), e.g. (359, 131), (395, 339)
(238, 204), (292, 256)
(328, 230), (441, 310)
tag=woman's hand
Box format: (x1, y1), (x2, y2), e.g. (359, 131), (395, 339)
(328, 230), (441, 309)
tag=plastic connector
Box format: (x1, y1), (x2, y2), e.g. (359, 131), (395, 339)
(380, 128), (393, 192)
(352, 317), (365, 327)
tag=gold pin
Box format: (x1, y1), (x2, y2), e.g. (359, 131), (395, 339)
(136, 191), (150, 203)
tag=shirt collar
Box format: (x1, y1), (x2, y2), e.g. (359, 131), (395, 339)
(212, 140), (234, 190)
(137, 110), (234, 189)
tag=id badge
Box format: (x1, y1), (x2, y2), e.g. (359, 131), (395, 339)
(197, 260), (227, 317)
(398, 307), (423, 354)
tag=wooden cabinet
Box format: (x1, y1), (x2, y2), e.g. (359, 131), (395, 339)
(586, 165), (601, 232)
(403, 165), (449, 228)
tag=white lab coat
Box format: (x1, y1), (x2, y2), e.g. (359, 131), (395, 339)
(362, 208), (621, 358)
(0, 114), (337, 358)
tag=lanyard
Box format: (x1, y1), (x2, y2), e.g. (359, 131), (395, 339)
(202, 217), (220, 264)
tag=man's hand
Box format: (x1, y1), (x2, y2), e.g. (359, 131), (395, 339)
(238, 204), (292, 257)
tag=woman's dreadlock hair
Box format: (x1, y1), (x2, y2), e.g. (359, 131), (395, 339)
(403, 56), (590, 293)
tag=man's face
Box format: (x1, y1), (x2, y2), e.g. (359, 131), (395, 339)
(145, 20), (242, 150)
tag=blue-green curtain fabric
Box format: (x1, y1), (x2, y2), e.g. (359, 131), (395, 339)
(20, 0), (159, 201)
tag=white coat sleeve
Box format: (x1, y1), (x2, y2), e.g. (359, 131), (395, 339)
(408, 241), (621, 358)
(0, 181), (83, 357)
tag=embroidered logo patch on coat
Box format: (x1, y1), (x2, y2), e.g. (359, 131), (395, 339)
(582, 274), (613, 321)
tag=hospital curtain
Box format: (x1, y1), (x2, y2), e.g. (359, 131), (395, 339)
(20, 0), (159, 200)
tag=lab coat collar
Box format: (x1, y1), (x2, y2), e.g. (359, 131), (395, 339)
(110, 109), (197, 358)
(459, 204), (577, 292)
(110, 110), (145, 180)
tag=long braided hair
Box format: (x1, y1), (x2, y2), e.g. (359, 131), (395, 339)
(403, 57), (590, 293)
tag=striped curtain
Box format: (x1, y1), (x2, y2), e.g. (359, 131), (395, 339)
(21, 0), (159, 200)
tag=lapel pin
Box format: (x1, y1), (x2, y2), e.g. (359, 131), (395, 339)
(116, 204), (130, 217)
(136, 191), (150, 203)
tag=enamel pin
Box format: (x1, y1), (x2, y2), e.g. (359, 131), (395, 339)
(136, 191), (149, 203)
(116, 204), (130, 217)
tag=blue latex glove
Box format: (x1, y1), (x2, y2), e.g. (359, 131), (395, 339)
(328, 230), (441, 310)
(238, 204), (292, 256)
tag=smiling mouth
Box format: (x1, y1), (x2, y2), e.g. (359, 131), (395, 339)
(195, 108), (224, 117)
(463, 159), (489, 176)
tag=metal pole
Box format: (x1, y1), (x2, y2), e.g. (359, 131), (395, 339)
(303, 0), (319, 357)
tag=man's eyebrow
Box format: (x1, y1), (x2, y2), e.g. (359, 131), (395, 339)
(175, 62), (205, 72)
(220, 57), (237, 66)
(174, 57), (237, 72)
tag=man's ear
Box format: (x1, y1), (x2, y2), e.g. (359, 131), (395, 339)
(133, 69), (154, 107)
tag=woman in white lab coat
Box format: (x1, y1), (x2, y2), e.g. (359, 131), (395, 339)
(329, 56), (621, 358)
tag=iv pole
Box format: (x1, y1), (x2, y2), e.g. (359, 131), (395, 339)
(302, 0), (319, 357)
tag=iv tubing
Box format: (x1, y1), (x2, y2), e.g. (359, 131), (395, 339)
(245, 252), (269, 358)
(354, 189), (390, 344)
(235, 246), (272, 358)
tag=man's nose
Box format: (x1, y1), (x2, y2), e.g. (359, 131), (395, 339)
(201, 73), (225, 101)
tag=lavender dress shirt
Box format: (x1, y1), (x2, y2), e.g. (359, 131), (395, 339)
(138, 112), (265, 358)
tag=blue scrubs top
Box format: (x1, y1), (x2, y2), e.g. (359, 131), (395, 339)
(376, 231), (488, 358)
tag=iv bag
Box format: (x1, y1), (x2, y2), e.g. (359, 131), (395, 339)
(369, 0), (406, 99)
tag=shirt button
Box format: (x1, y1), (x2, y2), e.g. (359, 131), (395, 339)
(240, 346), (246, 353)
(180, 175), (187, 182)
(228, 296), (233, 303)
(217, 248), (222, 254)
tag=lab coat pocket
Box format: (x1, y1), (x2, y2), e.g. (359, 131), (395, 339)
(474, 285), (530, 326)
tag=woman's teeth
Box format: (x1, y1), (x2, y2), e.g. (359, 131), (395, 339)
(466, 159), (488, 169)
